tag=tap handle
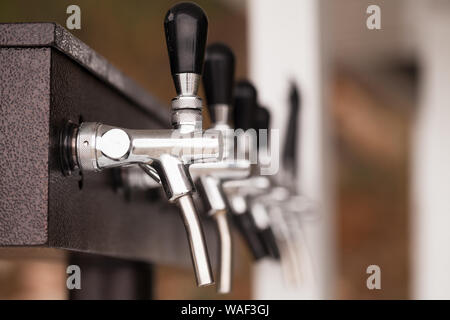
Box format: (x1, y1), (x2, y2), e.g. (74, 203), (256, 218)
(255, 105), (270, 131)
(203, 43), (235, 122)
(282, 83), (301, 176)
(233, 80), (257, 130)
(164, 2), (208, 76)
(232, 212), (269, 260)
(259, 227), (281, 260)
(254, 106), (270, 149)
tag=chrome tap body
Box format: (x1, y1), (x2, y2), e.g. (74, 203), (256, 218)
(188, 43), (250, 294)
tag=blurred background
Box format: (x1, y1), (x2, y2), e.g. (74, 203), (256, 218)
(0, 0), (448, 299)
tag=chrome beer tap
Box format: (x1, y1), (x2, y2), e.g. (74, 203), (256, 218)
(223, 81), (280, 260)
(253, 84), (318, 286)
(244, 103), (304, 285)
(62, 3), (219, 287)
(189, 43), (251, 294)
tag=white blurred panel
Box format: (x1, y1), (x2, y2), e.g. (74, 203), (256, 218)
(247, 0), (334, 299)
(412, 1), (450, 299)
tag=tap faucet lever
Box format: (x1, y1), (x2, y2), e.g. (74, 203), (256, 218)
(252, 106), (281, 260)
(228, 80), (271, 260)
(165, 2), (207, 79)
(233, 80), (258, 132)
(62, 2), (216, 288)
(164, 2), (208, 133)
(161, 2), (215, 286)
(187, 43), (237, 294)
(203, 43), (235, 125)
(165, 2), (207, 105)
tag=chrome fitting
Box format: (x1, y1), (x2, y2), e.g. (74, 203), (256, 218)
(76, 122), (101, 171)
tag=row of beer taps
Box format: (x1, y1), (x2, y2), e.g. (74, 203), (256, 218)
(62, 2), (317, 294)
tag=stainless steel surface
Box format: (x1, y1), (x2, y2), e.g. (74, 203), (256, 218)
(76, 123), (222, 171)
(98, 128), (131, 160)
(76, 122), (100, 172)
(214, 211), (232, 294)
(122, 165), (161, 189)
(138, 164), (161, 185)
(173, 73), (200, 97)
(190, 159), (250, 180)
(171, 73), (203, 132)
(211, 103), (230, 125)
(188, 100), (250, 293)
(222, 176), (271, 198)
(177, 194), (214, 287)
(157, 154), (193, 201)
(249, 201), (271, 230)
(190, 156), (247, 294)
(222, 175), (271, 221)
(170, 74), (202, 132)
(171, 96), (203, 110)
(171, 107), (203, 132)
(74, 121), (222, 286)
(228, 194), (247, 215)
(198, 176), (227, 216)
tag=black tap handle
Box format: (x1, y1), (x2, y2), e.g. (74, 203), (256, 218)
(233, 80), (258, 130)
(203, 43), (235, 116)
(164, 2), (208, 75)
(232, 212), (270, 260)
(259, 227), (281, 260)
(282, 83), (301, 177)
(255, 105), (270, 131)
(254, 106), (270, 149)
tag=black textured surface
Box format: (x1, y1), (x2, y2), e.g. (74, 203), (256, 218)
(0, 23), (170, 124)
(0, 23), (218, 268)
(0, 47), (50, 245)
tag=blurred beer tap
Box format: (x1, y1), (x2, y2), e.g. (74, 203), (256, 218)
(254, 83), (318, 286)
(223, 81), (281, 261)
(280, 82), (300, 191)
(189, 43), (251, 294)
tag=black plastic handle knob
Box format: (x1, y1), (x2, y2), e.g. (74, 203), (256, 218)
(282, 83), (301, 176)
(164, 2), (208, 75)
(259, 227), (281, 260)
(232, 212), (269, 260)
(203, 43), (235, 108)
(254, 106), (270, 150)
(233, 80), (258, 130)
(254, 106), (271, 131)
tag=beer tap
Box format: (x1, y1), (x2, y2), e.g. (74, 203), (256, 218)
(189, 43), (251, 294)
(254, 83), (317, 286)
(61, 2), (219, 287)
(250, 105), (282, 260)
(244, 102), (303, 284)
(223, 81), (279, 260)
(280, 82), (300, 190)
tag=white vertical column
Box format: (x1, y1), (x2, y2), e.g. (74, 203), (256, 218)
(412, 3), (450, 299)
(247, 0), (334, 299)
